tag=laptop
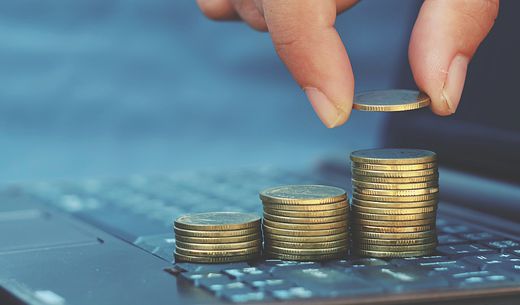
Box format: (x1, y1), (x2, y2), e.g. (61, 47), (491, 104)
(2, 2), (520, 305)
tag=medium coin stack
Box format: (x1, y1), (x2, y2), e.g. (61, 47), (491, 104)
(173, 212), (262, 263)
(260, 185), (349, 261)
(350, 148), (439, 258)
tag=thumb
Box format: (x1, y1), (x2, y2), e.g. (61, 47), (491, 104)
(409, 0), (499, 115)
(263, 0), (354, 128)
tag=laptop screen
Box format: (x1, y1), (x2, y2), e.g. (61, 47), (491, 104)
(385, 1), (520, 184)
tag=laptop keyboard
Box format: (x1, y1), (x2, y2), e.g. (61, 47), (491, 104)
(18, 167), (520, 303)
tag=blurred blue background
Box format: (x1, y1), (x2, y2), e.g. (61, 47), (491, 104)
(0, 0), (420, 183)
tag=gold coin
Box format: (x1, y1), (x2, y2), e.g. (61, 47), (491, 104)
(352, 162), (437, 171)
(175, 245), (260, 257)
(260, 185), (347, 205)
(262, 224), (347, 237)
(353, 192), (438, 202)
(351, 224), (434, 233)
(352, 174), (438, 184)
(354, 211), (436, 221)
(265, 252), (345, 261)
(174, 226), (259, 238)
(352, 198), (437, 209)
(352, 230), (436, 240)
(352, 249), (434, 258)
(352, 218), (435, 227)
(264, 207), (348, 217)
(175, 232), (261, 244)
(174, 212), (260, 231)
(352, 236), (436, 246)
(265, 245), (347, 256)
(358, 242), (437, 252)
(264, 200), (348, 211)
(350, 148), (437, 165)
(264, 232), (348, 243)
(265, 239), (348, 249)
(263, 212), (347, 224)
(352, 168), (437, 178)
(351, 204), (436, 215)
(354, 187), (439, 197)
(174, 252), (259, 263)
(262, 218), (347, 230)
(175, 239), (261, 251)
(353, 90), (430, 112)
(352, 179), (438, 190)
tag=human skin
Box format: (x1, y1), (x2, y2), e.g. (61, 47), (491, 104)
(196, 0), (499, 128)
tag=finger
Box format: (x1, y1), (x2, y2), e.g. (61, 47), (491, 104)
(409, 0), (499, 115)
(196, 0), (239, 20)
(231, 0), (268, 31)
(336, 0), (358, 13)
(263, 0), (354, 128)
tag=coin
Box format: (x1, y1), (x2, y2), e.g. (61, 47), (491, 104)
(174, 252), (259, 263)
(262, 224), (347, 237)
(265, 245), (348, 256)
(352, 198), (437, 209)
(353, 192), (438, 202)
(354, 211), (436, 221)
(263, 212), (347, 224)
(260, 185), (347, 205)
(352, 174), (438, 184)
(352, 162), (437, 171)
(354, 187), (439, 197)
(351, 204), (436, 215)
(264, 232), (348, 243)
(352, 168), (437, 178)
(263, 218), (347, 230)
(264, 252), (345, 261)
(350, 148), (437, 165)
(174, 212), (260, 231)
(263, 207), (348, 217)
(174, 226), (259, 238)
(358, 242), (437, 252)
(264, 200), (348, 211)
(353, 90), (430, 112)
(352, 218), (435, 227)
(351, 224), (434, 233)
(175, 239), (261, 251)
(265, 239), (347, 249)
(175, 232), (261, 244)
(352, 230), (436, 240)
(352, 180), (438, 190)
(353, 249), (434, 258)
(175, 245), (261, 257)
(352, 236), (436, 246)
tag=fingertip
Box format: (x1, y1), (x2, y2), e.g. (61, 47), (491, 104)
(197, 0), (238, 20)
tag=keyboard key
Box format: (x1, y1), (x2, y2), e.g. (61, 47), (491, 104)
(181, 272), (228, 286)
(463, 253), (520, 268)
(199, 277), (240, 293)
(324, 258), (388, 269)
(248, 278), (295, 291)
(462, 232), (499, 241)
(437, 244), (495, 256)
(486, 240), (520, 250)
(223, 267), (265, 280)
(440, 225), (472, 234)
(271, 287), (314, 300)
(422, 261), (479, 275)
(437, 234), (465, 245)
(390, 255), (450, 267)
(451, 270), (514, 288)
(353, 266), (448, 292)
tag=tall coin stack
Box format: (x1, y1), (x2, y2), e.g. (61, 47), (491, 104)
(350, 149), (439, 258)
(174, 212), (262, 263)
(260, 185), (349, 261)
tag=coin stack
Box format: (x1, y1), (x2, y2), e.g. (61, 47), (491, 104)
(260, 185), (349, 261)
(173, 212), (262, 263)
(350, 148), (439, 258)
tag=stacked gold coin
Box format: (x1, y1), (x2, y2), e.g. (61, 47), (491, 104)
(260, 185), (349, 261)
(173, 212), (262, 263)
(350, 149), (439, 258)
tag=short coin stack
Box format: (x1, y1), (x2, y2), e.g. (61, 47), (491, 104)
(260, 185), (349, 261)
(174, 212), (262, 263)
(350, 148), (439, 258)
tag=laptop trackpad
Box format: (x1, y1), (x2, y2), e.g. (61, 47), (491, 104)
(0, 209), (98, 254)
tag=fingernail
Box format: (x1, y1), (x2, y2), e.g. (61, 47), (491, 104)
(442, 54), (469, 113)
(304, 87), (347, 128)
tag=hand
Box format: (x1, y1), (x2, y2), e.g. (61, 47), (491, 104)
(196, 0), (498, 128)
